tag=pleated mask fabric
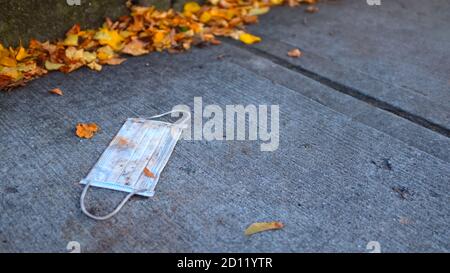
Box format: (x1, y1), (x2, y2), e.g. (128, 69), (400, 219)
(80, 110), (190, 220)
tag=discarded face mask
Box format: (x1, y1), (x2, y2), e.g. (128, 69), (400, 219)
(80, 110), (190, 220)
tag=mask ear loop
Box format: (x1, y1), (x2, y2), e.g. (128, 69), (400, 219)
(145, 110), (191, 128)
(80, 181), (147, 221)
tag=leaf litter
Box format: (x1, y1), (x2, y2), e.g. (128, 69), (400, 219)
(0, 0), (318, 91)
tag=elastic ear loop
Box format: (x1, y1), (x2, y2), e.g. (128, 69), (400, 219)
(80, 181), (147, 221)
(145, 110), (191, 128)
(80, 110), (190, 221)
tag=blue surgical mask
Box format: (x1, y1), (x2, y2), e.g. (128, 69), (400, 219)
(80, 110), (190, 220)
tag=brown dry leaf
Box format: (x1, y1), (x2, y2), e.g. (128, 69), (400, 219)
(94, 28), (124, 50)
(143, 167), (157, 178)
(45, 60), (64, 71)
(287, 48), (302, 58)
(49, 88), (63, 96)
(96, 45), (116, 61)
(75, 123), (99, 139)
(122, 37), (149, 56)
(65, 46), (84, 61)
(245, 221), (284, 235)
(101, 58), (126, 65)
(87, 62), (102, 71)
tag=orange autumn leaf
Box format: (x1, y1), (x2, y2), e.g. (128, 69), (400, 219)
(143, 167), (156, 178)
(287, 48), (302, 58)
(49, 88), (63, 96)
(75, 123), (99, 139)
(0, 56), (17, 67)
(244, 221), (284, 235)
(15, 47), (30, 61)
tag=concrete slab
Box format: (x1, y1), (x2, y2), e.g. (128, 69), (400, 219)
(224, 42), (450, 163)
(246, 0), (450, 131)
(0, 45), (449, 252)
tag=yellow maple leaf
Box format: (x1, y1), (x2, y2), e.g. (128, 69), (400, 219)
(94, 28), (124, 50)
(96, 46), (115, 60)
(184, 2), (201, 14)
(15, 47), (30, 61)
(0, 56), (17, 67)
(200, 11), (212, 23)
(244, 221), (284, 236)
(239, 32), (261, 44)
(63, 34), (79, 46)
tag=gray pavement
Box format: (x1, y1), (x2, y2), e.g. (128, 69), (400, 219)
(0, 0), (449, 252)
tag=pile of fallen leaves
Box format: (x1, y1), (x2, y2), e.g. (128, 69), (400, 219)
(0, 0), (317, 91)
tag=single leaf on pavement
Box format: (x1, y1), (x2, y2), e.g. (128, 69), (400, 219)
(76, 123), (100, 139)
(239, 33), (262, 45)
(49, 88), (63, 96)
(287, 48), (302, 58)
(245, 221), (284, 235)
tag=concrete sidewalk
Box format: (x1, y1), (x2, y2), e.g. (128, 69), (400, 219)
(0, 0), (449, 252)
